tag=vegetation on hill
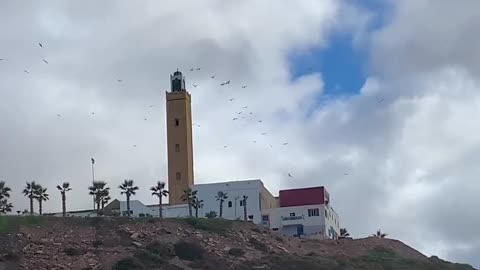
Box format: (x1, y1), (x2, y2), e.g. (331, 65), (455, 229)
(0, 216), (475, 270)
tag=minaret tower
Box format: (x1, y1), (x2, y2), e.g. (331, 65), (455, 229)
(166, 70), (194, 205)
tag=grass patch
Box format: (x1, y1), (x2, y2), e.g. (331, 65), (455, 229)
(0, 216), (43, 233)
(183, 217), (232, 234)
(174, 240), (205, 261)
(228, 248), (245, 257)
(249, 237), (268, 252)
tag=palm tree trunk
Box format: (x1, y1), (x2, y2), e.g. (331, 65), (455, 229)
(96, 195), (100, 216)
(188, 199), (192, 217)
(195, 207), (198, 218)
(159, 196), (163, 219)
(62, 193), (66, 217)
(29, 197), (34, 215)
(39, 200), (42, 215)
(243, 201), (247, 221)
(219, 201), (223, 218)
(127, 195), (131, 217)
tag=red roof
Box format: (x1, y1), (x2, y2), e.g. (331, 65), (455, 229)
(279, 186), (329, 207)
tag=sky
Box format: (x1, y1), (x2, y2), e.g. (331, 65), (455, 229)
(1, 0), (480, 267)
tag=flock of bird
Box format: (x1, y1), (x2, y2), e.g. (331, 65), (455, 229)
(0, 42), (356, 179)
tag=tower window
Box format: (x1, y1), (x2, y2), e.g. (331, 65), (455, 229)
(176, 172), (181, 180)
(240, 200), (244, 207)
(175, 144), (180, 152)
(175, 118), (179, 126)
(228, 201), (232, 208)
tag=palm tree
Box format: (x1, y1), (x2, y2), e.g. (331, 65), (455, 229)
(339, 228), (350, 239)
(180, 188), (197, 217)
(242, 195), (248, 221)
(119, 179), (139, 217)
(89, 181), (109, 215)
(215, 191), (228, 218)
(56, 182), (71, 217)
(0, 199), (13, 215)
(150, 181), (169, 218)
(101, 193), (111, 209)
(34, 186), (49, 215)
(192, 198), (204, 218)
(372, 229), (387, 238)
(23, 181), (40, 215)
(0, 181), (11, 200)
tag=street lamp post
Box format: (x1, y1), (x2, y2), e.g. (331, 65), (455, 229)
(91, 157), (95, 210)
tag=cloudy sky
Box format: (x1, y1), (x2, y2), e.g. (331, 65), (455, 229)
(1, 0), (480, 267)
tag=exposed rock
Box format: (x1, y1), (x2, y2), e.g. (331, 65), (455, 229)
(132, 241), (142, 248)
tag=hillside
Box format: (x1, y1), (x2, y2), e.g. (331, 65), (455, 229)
(0, 216), (475, 270)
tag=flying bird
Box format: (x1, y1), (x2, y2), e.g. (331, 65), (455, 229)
(24, 70), (29, 74)
(197, 125), (201, 127)
(288, 173), (293, 177)
(220, 83), (225, 86)
(91, 112), (95, 115)
(225, 80), (230, 85)
(38, 42), (43, 48)
(57, 114), (62, 117)
(241, 116), (245, 119)
(378, 98), (384, 103)
(210, 75), (215, 79)
(242, 106), (248, 109)
(192, 84), (198, 87)
(221, 80), (230, 86)
(224, 145), (227, 148)
(344, 173), (349, 176)
(232, 118), (238, 120)
(258, 120), (262, 123)
(117, 79), (122, 82)
(261, 132), (267, 135)
(269, 145), (273, 148)
(253, 140), (256, 143)
(42, 59), (48, 64)
(196, 67), (201, 71)
(149, 105), (155, 108)
(0, 58), (4, 61)
(229, 98), (234, 101)
(133, 145), (137, 147)
(238, 112), (242, 115)
(190, 68), (194, 71)
(249, 112), (253, 115)
(144, 118), (147, 121)
(241, 85), (247, 88)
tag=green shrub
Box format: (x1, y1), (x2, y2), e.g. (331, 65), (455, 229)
(133, 250), (165, 264)
(249, 237), (268, 252)
(146, 241), (173, 258)
(64, 247), (84, 256)
(112, 258), (143, 270)
(92, 240), (103, 248)
(205, 211), (218, 219)
(174, 240), (204, 261)
(228, 248), (245, 257)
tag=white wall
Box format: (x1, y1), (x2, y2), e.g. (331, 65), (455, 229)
(324, 204), (340, 239)
(120, 200), (156, 217)
(193, 179), (263, 223)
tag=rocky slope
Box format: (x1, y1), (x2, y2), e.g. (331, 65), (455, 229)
(0, 216), (475, 270)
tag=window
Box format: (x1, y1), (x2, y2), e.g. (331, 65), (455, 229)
(175, 144), (180, 152)
(308, 208), (319, 217)
(139, 213), (145, 218)
(289, 212), (295, 217)
(228, 201), (232, 208)
(248, 215), (254, 220)
(272, 228), (279, 231)
(325, 210), (328, 218)
(240, 200), (244, 207)
(175, 118), (179, 126)
(176, 172), (181, 180)
(262, 215), (269, 222)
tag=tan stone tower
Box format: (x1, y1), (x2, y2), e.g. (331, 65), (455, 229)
(166, 70), (194, 205)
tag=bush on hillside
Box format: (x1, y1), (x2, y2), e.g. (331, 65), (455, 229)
(174, 240), (205, 261)
(249, 237), (268, 252)
(112, 257), (144, 270)
(146, 240), (174, 258)
(228, 248), (245, 257)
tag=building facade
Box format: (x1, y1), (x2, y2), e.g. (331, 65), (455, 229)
(166, 70), (194, 205)
(261, 186), (340, 239)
